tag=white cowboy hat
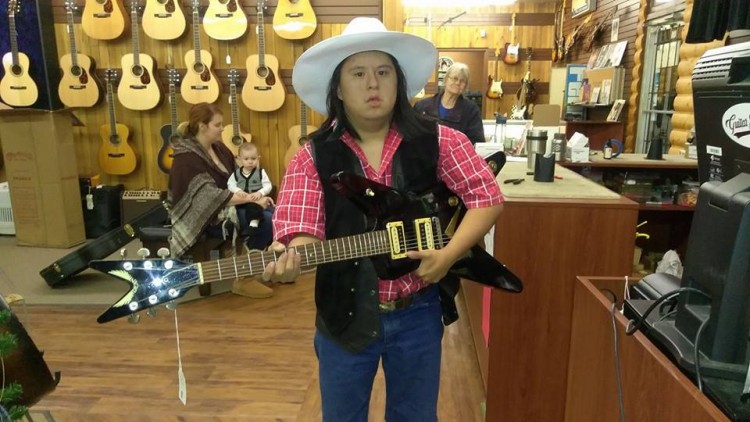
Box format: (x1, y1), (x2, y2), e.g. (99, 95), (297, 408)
(292, 17), (437, 116)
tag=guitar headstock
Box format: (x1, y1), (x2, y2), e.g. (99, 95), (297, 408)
(104, 68), (118, 85)
(8, 0), (19, 17)
(64, 0), (78, 13)
(257, 0), (266, 12)
(167, 68), (180, 86)
(228, 68), (240, 86)
(90, 257), (199, 323)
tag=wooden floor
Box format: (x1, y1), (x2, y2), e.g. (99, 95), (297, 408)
(24, 273), (486, 421)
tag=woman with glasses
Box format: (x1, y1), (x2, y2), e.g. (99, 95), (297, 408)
(414, 62), (485, 144)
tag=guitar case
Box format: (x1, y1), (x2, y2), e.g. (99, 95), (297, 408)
(0, 296), (60, 408)
(39, 202), (168, 287)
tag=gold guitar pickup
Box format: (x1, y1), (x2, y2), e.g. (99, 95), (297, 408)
(386, 221), (407, 259)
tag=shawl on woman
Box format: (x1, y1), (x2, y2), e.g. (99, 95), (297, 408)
(167, 138), (235, 257)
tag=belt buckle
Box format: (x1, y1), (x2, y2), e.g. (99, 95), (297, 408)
(378, 300), (398, 313)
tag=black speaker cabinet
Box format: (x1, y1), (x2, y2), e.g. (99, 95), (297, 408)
(0, 0), (63, 110)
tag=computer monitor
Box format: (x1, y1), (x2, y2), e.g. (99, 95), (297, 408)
(643, 40), (750, 381)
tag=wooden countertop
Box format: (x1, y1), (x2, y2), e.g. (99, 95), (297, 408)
(560, 153), (698, 169)
(498, 160), (622, 200)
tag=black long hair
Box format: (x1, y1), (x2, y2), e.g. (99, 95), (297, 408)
(311, 52), (437, 142)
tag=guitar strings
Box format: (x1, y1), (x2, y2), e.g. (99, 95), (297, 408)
(127, 231), (454, 309)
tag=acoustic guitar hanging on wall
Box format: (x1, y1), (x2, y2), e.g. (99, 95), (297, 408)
(118, 0), (161, 111)
(58, 0), (100, 108)
(273, 0), (317, 40)
(81, 0), (128, 40)
(99, 69), (138, 176)
(142, 0), (187, 41)
(0, 0), (39, 107)
(222, 69), (252, 156)
(203, 0), (248, 40)
(182, 0), (221, 104)
(157, 68), (181, 174)
(242, 0), (285, 112)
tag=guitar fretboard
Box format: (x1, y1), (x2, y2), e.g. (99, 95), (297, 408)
(65, 4), (79, 68)
(229, 71), (241, 137)
(106, 73), (119, 140)
(8, 4), (19, 67)
(169, 78), (178, 132)
(300, 103), (308, 137)
(192, 0), (201, 65)
(257, 2), (266, 68)
(130, 1), (141, 67)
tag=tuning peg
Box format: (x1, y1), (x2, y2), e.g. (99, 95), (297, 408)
(119, 248), (128, 260)
(147, 307), (158, 318)
(128, 313), (141, 324)
(157, 248), (171, 259)
(137, 248), (151, 259)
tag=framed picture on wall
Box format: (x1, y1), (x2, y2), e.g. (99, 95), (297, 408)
(571, 0), (596, 18)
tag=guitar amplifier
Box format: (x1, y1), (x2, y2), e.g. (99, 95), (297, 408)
(121, 190), (166, 223)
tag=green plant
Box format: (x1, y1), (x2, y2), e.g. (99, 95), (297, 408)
(0, 309), (28, 421)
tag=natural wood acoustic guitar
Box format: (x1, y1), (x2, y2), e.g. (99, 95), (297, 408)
(503, 13), (520, 65)
(118, 0), (161, 110)
(284, 101), (317, 168)
(1, 0), (39, 107)
(485, 47), (503, 100)
(59, 0), (100, 108)
(182, 0), (221, 104)
(142, 0), (186, 41)
(222, 69), (252, 156)
(81, 0), (128, 40)
(242, 0), (285, 112)
(157, 68), (181, 174)
(203, 0), (248, 40)
(99, 69), (138, 176)
(272, 0), (317, 40)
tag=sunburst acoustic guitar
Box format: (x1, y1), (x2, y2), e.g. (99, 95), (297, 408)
(242, 0), (285, 112)
(142, 0), (186, 40)
(59, 0), (100, 108)
(0, 0), (39, 107)
(118, 0), (161, 110)
(182, 0), (220, 104)
(222, 69), (252, 156)
(99, 69), (137, 176)
(284, 101), (316, 168)
(81, 0), (128, 40)
(272, 0), (317, 40)
(157, 68), (181, 174)
(203, 0), (247, 40)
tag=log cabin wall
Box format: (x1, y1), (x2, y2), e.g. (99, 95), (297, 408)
(50, 0), (382, 191)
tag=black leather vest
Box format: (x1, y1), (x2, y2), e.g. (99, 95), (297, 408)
(311, 128), (440, 352)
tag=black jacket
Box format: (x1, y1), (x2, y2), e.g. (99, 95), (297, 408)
(414, 92), (485, 144)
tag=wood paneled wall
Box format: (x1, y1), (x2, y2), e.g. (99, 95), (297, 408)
(562, 0), (641, 151)
(50, 0), (381, 191)
(400, 3), (556, 118)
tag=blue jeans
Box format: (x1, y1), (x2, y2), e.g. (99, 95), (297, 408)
(314, 285), (443, 422)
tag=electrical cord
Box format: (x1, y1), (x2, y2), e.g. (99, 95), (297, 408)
(693, 317), (710, 392)
(625, 287), (711, 336)
(611, 302), (626, 422)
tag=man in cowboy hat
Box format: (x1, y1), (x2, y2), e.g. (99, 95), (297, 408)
(263, 17), (503, 420)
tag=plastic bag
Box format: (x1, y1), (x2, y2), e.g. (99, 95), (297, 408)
(656, 250), (683, 279)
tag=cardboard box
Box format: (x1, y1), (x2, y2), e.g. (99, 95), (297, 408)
(0, 110), (85, 248)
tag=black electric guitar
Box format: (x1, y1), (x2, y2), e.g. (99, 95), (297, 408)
(90, 152), (522, 323)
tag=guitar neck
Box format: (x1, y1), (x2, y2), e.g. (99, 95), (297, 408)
(131, 2), (141, 65)
(9, 13), (19, 66)
(169, 84), (178, 131)
(257, 7), (266, 67)
(300, 103), (308, 136)
(198, 229), (400, 285)
(66, 7), (79, 67)
(230, 82), (240, 136)
(192, 1), (201, 63)
(106, 80), (118, 137)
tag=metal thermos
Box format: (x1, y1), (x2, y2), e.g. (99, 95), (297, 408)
(552, 133), (566, 162)
(526, 129), (548, 172)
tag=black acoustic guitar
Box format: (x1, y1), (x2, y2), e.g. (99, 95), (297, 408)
(90, 152), (522, 323)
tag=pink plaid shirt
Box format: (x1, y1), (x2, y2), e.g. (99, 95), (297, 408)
(273, 124), (503, 302)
